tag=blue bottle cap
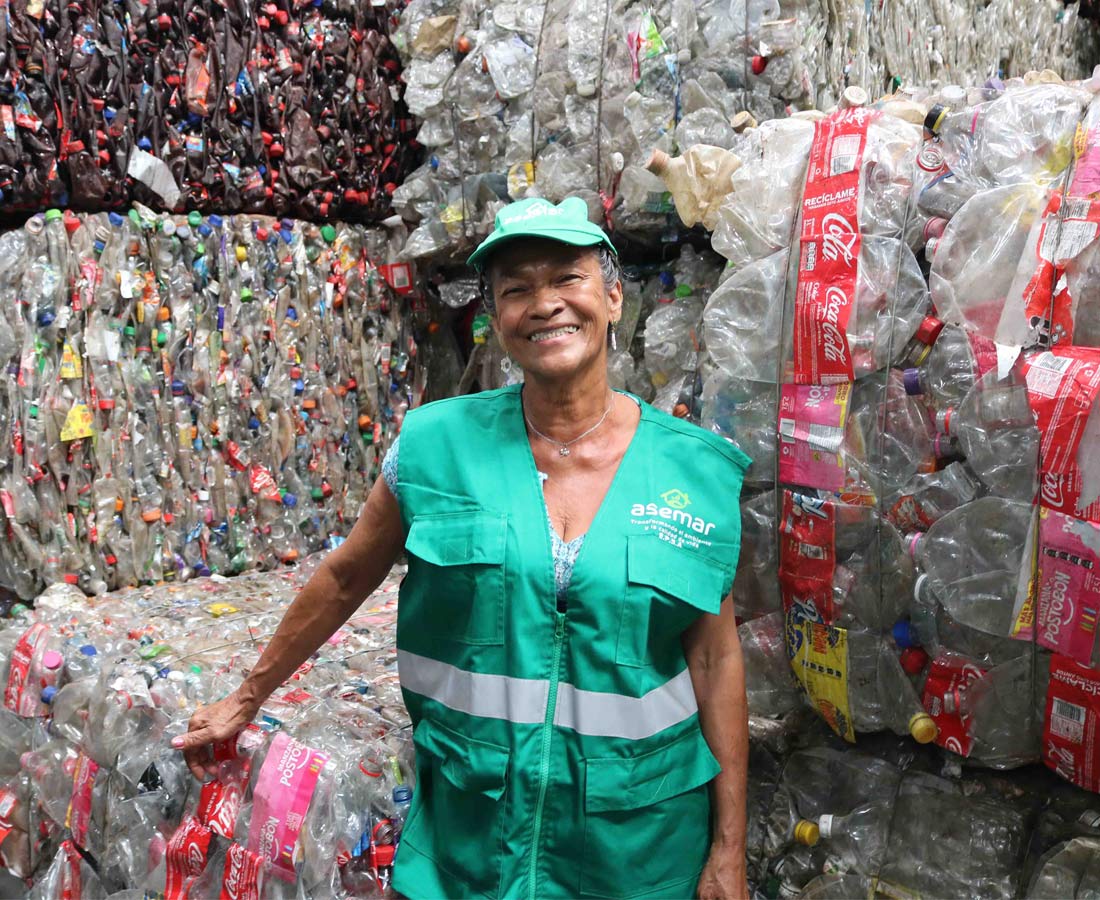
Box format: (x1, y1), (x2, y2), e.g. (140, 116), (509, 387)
(104, 107), (116, 121)
(279, 229), (292, 244)
(248, 416), (261, 429)
(37, 310), (55, 327)
(658, 271), (675, 288)
(41, 686), (58, 704)
(80, 644), (97, 656)
(198, 223), (212, 237)
(393, 785), (411, 803)
(208, 214), (223, 228)
(286, 307), (298, 321)
(171, 379), (186, 395)
(281, 218), (294, 231)
(282, 493), (298, 508)
(108, 211), (125, 227)
(293, 379), (304, 394)
(892, 619), (919, 650)
(138, 137), (152, 150)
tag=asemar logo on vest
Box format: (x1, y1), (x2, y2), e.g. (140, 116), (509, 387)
(630, 489), (717, 535)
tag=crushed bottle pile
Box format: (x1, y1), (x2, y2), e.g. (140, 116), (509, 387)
(0, 0), (419, 219)
(389, 0), (1099, 265)
(0, 559), (414, 898)
(635, 72), (1100, 897)
(0, 207), (423, 602)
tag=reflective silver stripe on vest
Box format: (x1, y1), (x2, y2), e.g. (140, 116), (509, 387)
(552, 668), (698, 740)
(398, 650), (548, 724)
(398, 650), (698, 740)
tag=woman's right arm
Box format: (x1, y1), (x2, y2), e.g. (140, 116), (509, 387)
(172, 475), (406, 779)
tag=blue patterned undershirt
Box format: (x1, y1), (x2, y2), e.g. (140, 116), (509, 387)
(382, 397), (638, 602)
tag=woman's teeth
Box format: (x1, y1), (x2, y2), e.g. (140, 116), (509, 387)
(529, 325), (579, 342)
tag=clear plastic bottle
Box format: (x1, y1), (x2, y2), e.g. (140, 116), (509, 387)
(908, 497), (1034, 637)
(846, 629), (939, 743)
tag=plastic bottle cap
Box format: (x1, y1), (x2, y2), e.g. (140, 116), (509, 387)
(751, 55), (767, 75)
(900, 647), (930, 675)
(241, 288), (253, 301)
(80, 645), (97, 656)
(924, 103), (949, 135)
(42, 651), (63, 671)
(902, 368), (923, 396)
(909, 713), (938, 744)
(44, 208), (62, 222)
(793, 820), (820, 846)
(236, 246), (248, 262)
(209, 215), (223, 228)
(320, 225), (337, 243)
(41, 686), (58, 704)
(914, 315), (945, 347)
(62, 574), (79, 586)
(892, 619), (919, 649)
(283, 493), (298, 508)
(142, 508), (163, 523)
(188, 211), (202, 227)
(393, 785), (411, 803)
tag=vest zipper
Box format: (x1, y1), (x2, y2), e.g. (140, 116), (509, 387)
(528, 609), (566, 900)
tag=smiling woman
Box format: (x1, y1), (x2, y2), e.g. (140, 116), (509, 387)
(174, 196), (753, 900)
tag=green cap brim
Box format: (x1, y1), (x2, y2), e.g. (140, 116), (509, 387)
(468, 227), (615, 272)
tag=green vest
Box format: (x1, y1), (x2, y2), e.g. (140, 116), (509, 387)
(392, 385), (750, 900)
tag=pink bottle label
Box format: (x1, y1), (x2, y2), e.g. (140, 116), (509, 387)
(247, 732), (329, 882)
(1016, 508), (1100, 666)
(778, 383), (850, 492)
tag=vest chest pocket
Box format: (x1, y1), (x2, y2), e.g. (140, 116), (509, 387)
(580, 727), (720, 898)
(616, 534), (730, 668)
(405, 511), (507, 646)
(402, 718), (511, 899)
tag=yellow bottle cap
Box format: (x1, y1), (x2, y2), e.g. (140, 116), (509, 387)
(794, 820), (820, 847)
(909, 712), (939, 744)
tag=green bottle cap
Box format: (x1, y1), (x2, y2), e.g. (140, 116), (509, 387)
(195, 242), (205, 256)
(320, 224), (337, 244)
(156, 332), (167, 346)
(128, 208), (142, 227)
(44, 208), (62, 222)
(188, 211), (202, 227)
(311, 487), (324, 500)
(241, 287), (253, 302)
(124, 325), (136, 337)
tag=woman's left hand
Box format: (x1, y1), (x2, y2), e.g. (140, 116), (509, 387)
(696, 844), (750, 900)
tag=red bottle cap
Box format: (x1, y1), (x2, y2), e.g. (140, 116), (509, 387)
(899, 647), (929, 675)
(751, 55), (767, 75)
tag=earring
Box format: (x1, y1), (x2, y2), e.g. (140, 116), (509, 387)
(609, 322), (618, 351)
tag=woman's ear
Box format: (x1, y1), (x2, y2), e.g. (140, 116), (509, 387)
(607, 279), (624, 324)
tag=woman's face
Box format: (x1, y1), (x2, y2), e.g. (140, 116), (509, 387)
(489, 239), (622, 383)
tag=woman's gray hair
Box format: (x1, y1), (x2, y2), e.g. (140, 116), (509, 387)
(478, 245), (621, 312)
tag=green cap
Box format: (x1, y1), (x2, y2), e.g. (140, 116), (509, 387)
(320, 225), (337, 244)
(467, 197), (616, 273)
(188, 211), (202, 227)
(44, 208), (62, 222)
